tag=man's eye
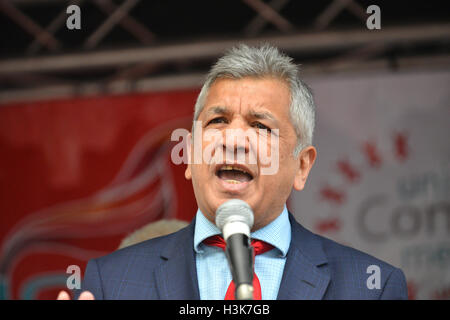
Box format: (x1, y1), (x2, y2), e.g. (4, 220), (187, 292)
(207, 117), (227, 125)
(253, 122), (271, 132)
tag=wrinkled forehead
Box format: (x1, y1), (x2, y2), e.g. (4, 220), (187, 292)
(201, 77), (291, 116)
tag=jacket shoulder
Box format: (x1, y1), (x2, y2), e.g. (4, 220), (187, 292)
(77, 225), (190, 299)
(314, 232), (407, 299)
(319, 234), (395, 270)
(289, 214), (407, 299)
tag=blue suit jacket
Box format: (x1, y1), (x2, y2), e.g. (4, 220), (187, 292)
(75, 213), (408, 299)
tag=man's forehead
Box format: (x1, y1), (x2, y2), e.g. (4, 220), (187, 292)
(207, 76), (289, 97)
(198, 77), (291, 121)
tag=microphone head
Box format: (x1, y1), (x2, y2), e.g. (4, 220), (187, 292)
(215, 199), (254, 231)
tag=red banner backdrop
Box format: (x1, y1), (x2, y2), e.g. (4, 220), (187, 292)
(2, 70), (448, 300)
(0, 89), (200, 299)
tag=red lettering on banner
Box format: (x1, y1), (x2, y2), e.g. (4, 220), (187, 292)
(315, 218), (341, 233)
(337, 159), (360, 183)
(432, 286), (450, 300)
(394, 132), (409, 162)
(407, 281), (417, 300)
(362, 141), (382, 168)
(320, 186), (345, 204)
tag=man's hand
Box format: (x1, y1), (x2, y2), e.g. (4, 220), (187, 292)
(57, 290), (95, 300)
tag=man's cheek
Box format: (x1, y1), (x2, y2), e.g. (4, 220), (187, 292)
(259, 138), (281, 176)
(190, 165), (202, 184)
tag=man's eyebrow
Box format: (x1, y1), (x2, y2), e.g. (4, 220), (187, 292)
(203, 107), (279, 125)
(249, 110), (278, 124)
(204, 106), (230, 117)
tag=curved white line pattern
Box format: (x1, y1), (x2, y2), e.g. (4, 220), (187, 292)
(0, 116), (192, 299)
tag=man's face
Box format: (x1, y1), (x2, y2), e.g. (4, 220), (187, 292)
(185, 77), (316, 230)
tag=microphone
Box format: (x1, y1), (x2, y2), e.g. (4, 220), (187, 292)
(215, 199), (254, 300)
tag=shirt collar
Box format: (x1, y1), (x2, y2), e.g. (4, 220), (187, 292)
(194, 210), (221, 253)
(194, 205), (291, 257)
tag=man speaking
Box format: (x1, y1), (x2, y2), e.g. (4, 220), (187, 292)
(58, 44), (407, 300)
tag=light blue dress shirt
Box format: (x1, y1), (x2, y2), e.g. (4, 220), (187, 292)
(194, 205), (291, 300)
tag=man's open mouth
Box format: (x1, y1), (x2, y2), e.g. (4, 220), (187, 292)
(215, 164), (254, 184)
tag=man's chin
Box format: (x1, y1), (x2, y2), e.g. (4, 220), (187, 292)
(209, 194), (258, 214)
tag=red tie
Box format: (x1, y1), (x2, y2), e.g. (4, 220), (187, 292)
(203, 235), (274, 300)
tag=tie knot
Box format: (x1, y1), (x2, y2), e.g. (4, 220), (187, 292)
(203, 235), (274, 255)
(251, 239), (275, 255)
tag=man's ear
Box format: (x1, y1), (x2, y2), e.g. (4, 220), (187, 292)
(293, 145), (317, 191)
(185, 132), (192, 180)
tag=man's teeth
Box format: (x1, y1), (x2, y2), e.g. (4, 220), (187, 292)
(221, 166), (248, 174)
(225, 180), (241, 184)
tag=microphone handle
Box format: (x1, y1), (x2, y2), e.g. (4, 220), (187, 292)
(225, 233), (254, 300)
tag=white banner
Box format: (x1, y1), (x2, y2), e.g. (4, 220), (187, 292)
(290, 70), (450, 299)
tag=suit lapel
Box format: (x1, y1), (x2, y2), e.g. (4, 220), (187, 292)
(152, 213), (330, 300)
(277, 213), (330, 300)
(154, 218), (200, 299)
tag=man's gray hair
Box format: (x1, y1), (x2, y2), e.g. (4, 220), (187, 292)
(193, 43), (315, 156)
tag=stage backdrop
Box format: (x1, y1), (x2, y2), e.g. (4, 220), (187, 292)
(0, 69), (449, 299)
(290, 70), (450, 300)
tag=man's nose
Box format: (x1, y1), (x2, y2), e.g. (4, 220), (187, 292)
(222, 119), (250, 162)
